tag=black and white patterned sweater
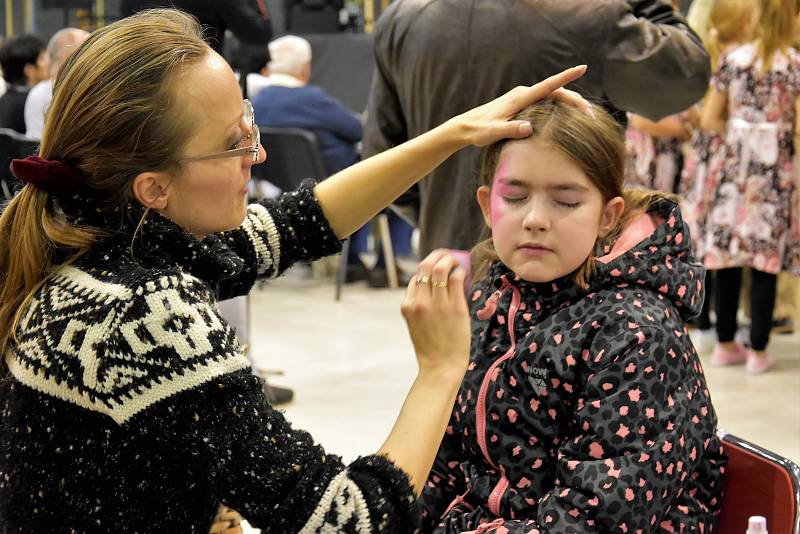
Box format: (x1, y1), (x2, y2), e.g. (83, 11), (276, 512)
(0, 182), (418, 533)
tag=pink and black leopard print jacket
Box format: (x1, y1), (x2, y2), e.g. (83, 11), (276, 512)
(419, 200), (726, 533)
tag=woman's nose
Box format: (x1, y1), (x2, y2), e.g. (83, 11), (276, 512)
(244, 146), (267, 168)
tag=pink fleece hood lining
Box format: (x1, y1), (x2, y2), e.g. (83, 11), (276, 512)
(595, 212), (663, 265)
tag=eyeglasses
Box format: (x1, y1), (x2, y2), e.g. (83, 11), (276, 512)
(179, 99), (260, 164)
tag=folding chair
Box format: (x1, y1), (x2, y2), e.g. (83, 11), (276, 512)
(717, 430), (800, 534)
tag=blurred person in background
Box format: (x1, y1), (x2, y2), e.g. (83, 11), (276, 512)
(678, 0), (758, 353)
(121, 0), (272, 54)
(625, 0), (693, 194)
(700, 0), (800, 373)
(24, 28), (90, 140)
(364, 0), (711, 258)
(0, 33), (48, 134)
(253, 35), (413, 287)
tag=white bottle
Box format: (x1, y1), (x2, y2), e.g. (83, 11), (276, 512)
(747, 516), (768, 534)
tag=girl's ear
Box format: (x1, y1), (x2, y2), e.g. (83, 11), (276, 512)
(598, 195), (625, 238)
(476, 185), (493, 229)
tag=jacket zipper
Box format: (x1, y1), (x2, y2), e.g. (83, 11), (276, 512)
(475, 279), (521, 516)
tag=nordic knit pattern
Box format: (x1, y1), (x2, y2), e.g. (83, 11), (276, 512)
(0, 181), (418, 533)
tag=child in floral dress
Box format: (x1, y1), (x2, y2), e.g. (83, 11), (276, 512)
(679, 0), (758, 352)
(700, 0), (800, 373)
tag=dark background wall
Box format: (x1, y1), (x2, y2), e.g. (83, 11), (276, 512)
(1, 0), (289, 40)
(2, 0), (694, 41)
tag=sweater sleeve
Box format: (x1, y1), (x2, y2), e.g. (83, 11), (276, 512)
(127, 371), (418, 533)
(534, 327), (722, 532)
(214, 180), (342, 300)
(111, 274), (417, 533)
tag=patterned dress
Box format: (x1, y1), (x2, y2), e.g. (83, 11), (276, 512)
(679, 127), (725, 260)
(700, 43), (800, 274)
(625, 120), (684, 193)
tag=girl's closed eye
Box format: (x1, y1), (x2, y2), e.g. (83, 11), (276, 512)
(555, 199), (581, 208)
(495, 183), (528, 204)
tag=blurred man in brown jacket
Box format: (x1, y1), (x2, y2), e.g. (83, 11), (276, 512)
(364, 0), (710, 256)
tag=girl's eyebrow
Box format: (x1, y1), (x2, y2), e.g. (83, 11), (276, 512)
(497, 177), (527, 187)
(497, 178), (589, 192)
(549, 182), (590, 192)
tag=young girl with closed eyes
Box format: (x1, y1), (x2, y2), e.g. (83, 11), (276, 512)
(419, 100), (726, 533)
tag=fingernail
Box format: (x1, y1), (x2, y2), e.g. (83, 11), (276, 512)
(519, 122), (533, 135)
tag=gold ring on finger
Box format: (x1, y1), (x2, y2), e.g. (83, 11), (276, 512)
(416, 275), (430, 285)
(432, 280), (448, 288)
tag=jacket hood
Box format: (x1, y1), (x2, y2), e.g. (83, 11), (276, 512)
(479, 199), (705, 322)
(590, 198), (704, 320)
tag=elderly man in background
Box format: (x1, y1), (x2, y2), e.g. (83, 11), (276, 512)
(252, 35), (362, 177)
(24, 28), (90, 140)
(364, 0), (712, 257)
(252, 35), (412, 287)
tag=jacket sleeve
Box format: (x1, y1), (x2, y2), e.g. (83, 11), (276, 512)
(418, 416), (468, 531)
(213, 180), (342, 300)
(220, 0), (273, 48)
(362, 22), (420, 226)
(114, 277), (418, 533)
(602, 0), (711, 120)
(535, 326), (719, 531)
(362, 14), (407, 160)
(437, 327), (721, 533)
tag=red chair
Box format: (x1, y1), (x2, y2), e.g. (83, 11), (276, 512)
(718, 430), (800, 533)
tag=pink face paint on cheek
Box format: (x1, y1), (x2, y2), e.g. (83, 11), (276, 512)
(490, 162), (509, 227)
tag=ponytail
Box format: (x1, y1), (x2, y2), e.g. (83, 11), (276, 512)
(0, 187), (96, 377)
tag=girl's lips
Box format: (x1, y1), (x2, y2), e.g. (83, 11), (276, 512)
(518, 245), (552, 257)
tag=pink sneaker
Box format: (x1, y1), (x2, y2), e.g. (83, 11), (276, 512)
(745, 350), (776, 374)
(710, 343), (747, 366)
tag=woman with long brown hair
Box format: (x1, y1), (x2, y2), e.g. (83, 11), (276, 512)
(0, 8), (591, 533)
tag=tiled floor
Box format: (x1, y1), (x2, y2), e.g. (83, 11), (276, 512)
(243, 269), (800, 532)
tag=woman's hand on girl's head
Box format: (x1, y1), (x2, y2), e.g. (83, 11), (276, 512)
(452, 65), (593, 147)
(401, 250), (471, 379)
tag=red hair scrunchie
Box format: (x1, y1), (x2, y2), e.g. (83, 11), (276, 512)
(10, 155), (81, 192)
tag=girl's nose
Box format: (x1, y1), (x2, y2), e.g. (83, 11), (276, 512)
(522, 201), (551, 232)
